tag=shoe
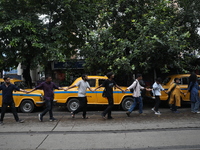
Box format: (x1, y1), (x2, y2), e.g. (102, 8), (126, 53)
(151, 108), (156, 112)
(126, 111), (131, 117)
(173, 111), (180, 113)
(49, 117), (57, 121)
(17, 119), (24, 123)
(155, 111), (161, 115)
(0, 121), (3, 125)
(101, 113), (106, 120)
(38, 113), (43, 122)
(71, 112), (75, 118)
(139, 113), (146, 116)
(107, 116), (114, 119)
(82, 116), (89, 119)
(196, 111), (200, 114)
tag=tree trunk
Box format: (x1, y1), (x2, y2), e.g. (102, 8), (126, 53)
(154, 69), (157, 81)
(22, 63), (32, 88)
(45, 61), (54, 79)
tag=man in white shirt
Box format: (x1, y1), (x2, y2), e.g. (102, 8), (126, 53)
(125, 74), (148, 117)
(66, 74), (94, 119)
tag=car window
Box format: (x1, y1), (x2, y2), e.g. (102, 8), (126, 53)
(87, 79), (96, 87)
(14, 81), (29, 89)
(181, 77), (189, 85)
(163, 77), (171, 85)
(99, 79), (106, 86)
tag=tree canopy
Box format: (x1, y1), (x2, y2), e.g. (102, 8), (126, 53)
(0, 0), (200, 84)
(81, 0), (200, 77)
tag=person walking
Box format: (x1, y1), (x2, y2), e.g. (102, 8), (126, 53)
(28, 76), (65, 122)
(185, 73), (200, 114)
(151, 77), (166, 115)
(94, 72), (124, 119)
(0, 76), (27, 125)
(166, 78), (184, 113)
(66, 74), (94, 119)
(125, 74), (149, 117)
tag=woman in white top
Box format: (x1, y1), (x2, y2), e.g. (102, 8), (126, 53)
(152, 78), (166, 115)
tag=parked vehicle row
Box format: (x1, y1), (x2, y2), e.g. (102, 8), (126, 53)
(54, 76), (133, 112)
(146, 74), (200, 103)
(0, 74), (197, 113)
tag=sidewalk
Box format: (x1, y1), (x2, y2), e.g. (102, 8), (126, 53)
(0, 108), (200, 150)
(1, 108), (200, 132)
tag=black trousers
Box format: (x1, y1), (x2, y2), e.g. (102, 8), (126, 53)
(154, 96), (161, 112)
(41, 99), (54, 119)
(171, 104), (177, 111)
(73, 97), (88, 117)
(171, 96), (178, 111)
(0, 102), (19, 122)
(102, 96), (114, 118)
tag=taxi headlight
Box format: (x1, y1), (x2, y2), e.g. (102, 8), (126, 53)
(40, 95), (44, 101)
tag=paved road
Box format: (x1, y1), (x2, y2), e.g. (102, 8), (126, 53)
(0, 106), (200, 150)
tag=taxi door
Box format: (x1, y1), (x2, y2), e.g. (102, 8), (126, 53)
(86, 79), (98, 104)
(179, 77), (189, 101)
(96, 79), (108, 104)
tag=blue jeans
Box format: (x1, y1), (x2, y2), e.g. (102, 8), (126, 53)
(191, 100), (200, 112)
(128, 97), (143, 114)
(41, 99), (54, 119)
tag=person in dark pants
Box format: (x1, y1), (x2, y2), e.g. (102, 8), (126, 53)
(28, 76), (65, 122)
(66, 74), (94, 119)
(185, 73), (200, 113)
(0, 76), (27, 125)
(152, 77), (166, 115)
(94, 72), (124, 119)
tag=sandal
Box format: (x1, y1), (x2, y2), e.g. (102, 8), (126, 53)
(71, 112), (75, 118)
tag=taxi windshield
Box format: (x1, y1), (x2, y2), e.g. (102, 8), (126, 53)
(162, 77), (171, 85)
(14, 81), (29, 89)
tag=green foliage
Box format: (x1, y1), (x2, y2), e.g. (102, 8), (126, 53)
(0, 0), (102, 70)
(81, 0), (200, 75)
(1, 0), (200, 78)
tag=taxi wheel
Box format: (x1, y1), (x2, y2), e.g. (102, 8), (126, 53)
(20, 100), (34, 113)
(67, 98), (80, 112)
(121, 97), (134, 111)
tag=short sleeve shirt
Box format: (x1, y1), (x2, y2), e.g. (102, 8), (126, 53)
(75, 80), (90, 97)
(0, 83), (20, 103)
(102, 79), (116, 97)
(35, 82), (59, 100)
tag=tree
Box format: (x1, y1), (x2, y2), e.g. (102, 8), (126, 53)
(81, 0), (198, 80)
(0, 0), (45, 87)
(176, 0), (200, 72)
(0, 0), (102, 86)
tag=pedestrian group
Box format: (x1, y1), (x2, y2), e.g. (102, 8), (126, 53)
(0, 72), (199, 125)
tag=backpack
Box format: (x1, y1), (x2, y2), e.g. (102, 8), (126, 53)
(130, 81), (138, 93)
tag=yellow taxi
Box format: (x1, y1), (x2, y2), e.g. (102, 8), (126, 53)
(54, 76), (133, 112)
(0, 78), (44, 113)
(148, 74), (200, 103)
